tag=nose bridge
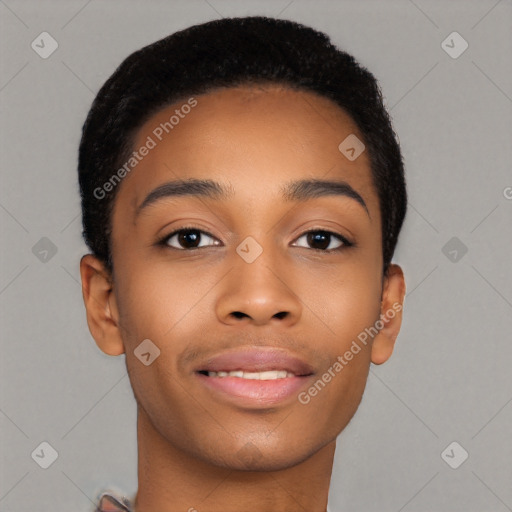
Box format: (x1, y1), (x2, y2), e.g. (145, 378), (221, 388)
(215, 237), (302, 326)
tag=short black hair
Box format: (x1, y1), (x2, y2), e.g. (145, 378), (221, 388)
(78, 15), (407, 277)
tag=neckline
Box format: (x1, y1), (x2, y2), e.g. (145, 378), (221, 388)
(96, 491), (134, 511)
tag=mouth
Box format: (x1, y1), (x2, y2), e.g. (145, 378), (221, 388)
(194, 346), (315, 375)
(193, 347), (315, 406)
(197, 369), (299, 379)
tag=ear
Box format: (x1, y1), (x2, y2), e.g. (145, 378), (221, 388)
(370, 263), (406, 365)
(79, 254), (125, 356)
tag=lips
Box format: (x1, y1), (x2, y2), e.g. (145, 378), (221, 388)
(195, 347), (315, 376)
(193, 347), (315, 407)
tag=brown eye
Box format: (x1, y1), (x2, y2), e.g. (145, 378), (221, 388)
(292, 230), (349, 251)
(164, 229), (220, 250)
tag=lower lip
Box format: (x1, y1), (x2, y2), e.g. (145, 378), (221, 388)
(194, 372), (313, 407)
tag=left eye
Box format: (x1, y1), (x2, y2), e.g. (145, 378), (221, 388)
(292, 230), (348, 251)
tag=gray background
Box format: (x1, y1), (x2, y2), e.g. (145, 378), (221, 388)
(1, 0), (511, 510)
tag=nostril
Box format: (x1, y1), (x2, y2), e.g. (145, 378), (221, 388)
(274, 311), (288, 319)
(231, 311), (247, 319)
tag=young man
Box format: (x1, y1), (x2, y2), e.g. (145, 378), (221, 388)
(79, 15), (407, 512)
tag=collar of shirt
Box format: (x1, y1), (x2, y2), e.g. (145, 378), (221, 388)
(95, 491), (134, 512)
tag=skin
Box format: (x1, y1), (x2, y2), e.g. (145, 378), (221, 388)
(80, 84), (406, 512)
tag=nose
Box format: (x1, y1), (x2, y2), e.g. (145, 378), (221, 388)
(215, 249), (302, 327)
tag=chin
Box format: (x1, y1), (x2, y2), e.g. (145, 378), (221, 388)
(205, 444), (316, 472)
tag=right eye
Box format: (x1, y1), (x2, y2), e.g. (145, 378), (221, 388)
(160, 228), (222, 250)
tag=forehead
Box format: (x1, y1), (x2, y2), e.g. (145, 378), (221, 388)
(116, 84), (378, 218)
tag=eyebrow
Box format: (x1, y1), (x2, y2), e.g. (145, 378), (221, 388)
(135, 177), (369, 218)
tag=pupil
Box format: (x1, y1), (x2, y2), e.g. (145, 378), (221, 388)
(179, 230), (200, 248)
(308, 231), (329, 250)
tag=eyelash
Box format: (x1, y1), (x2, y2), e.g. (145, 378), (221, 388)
(156, 226), (354, 252)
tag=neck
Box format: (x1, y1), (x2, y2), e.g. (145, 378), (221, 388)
(132, 406), (334, 512)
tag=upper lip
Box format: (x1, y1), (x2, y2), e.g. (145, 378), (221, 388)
(195, 347), (315, 376)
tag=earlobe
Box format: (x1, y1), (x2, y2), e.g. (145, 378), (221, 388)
(79, 254), (125, 356)
(370, 263), (406, 365)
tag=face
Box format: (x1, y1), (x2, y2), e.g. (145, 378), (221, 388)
(81, 84), (405, 471)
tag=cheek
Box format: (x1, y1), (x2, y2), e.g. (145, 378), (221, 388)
(115, 270), (196, 423)
(303, 263), (382, 347)
(289, 265), (380, 424)
(114, 264), (204, 343)
(302, 324), (373, 439)
(113, 265), (212, 394)
(297, 333), (372, 442)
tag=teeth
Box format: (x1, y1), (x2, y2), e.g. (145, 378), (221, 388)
(207, 370), (295, 379)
